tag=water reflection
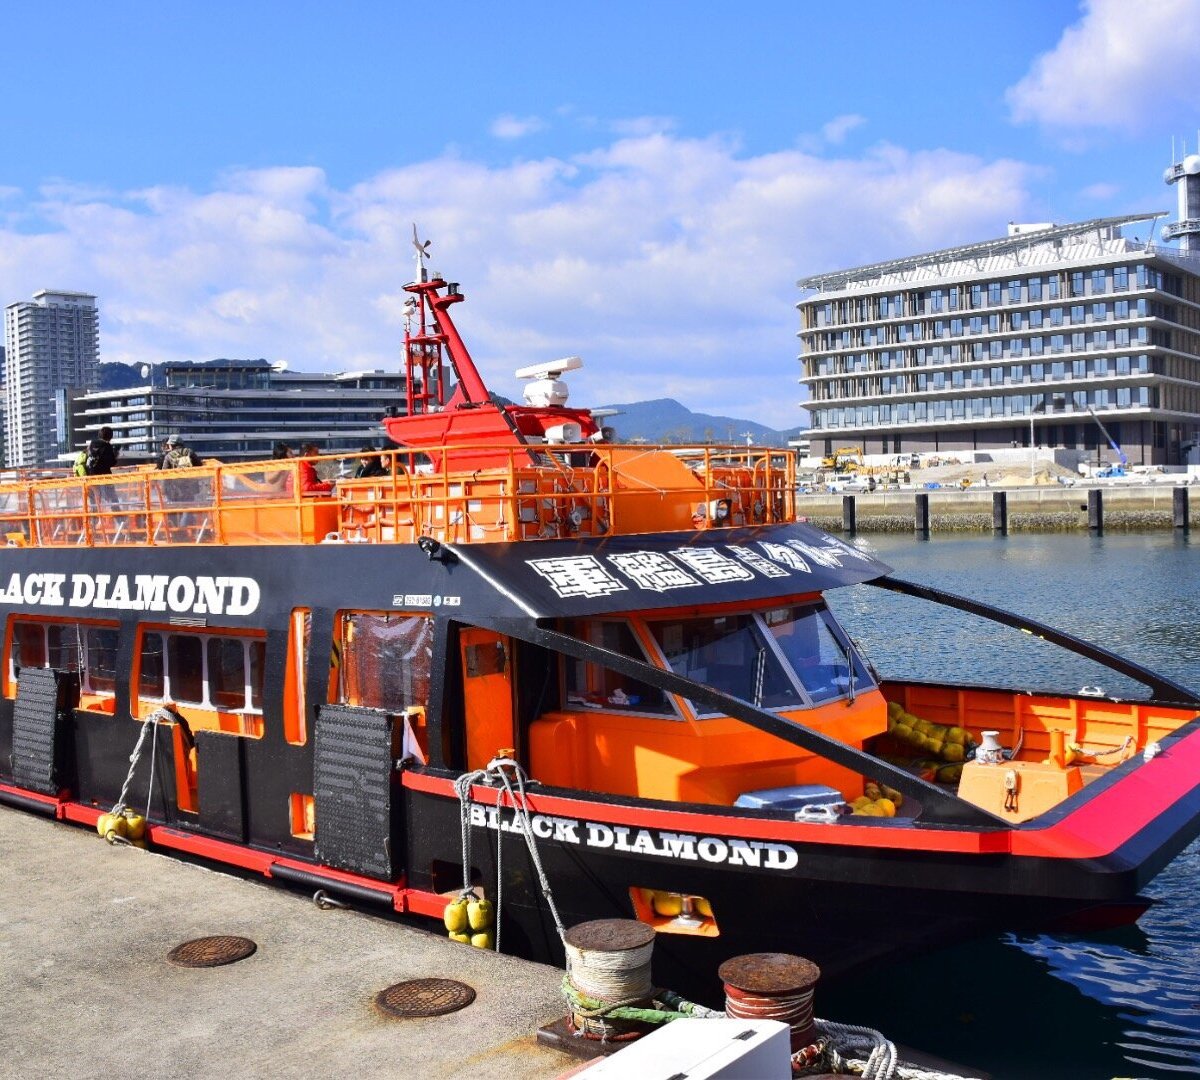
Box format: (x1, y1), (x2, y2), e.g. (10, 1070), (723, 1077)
(824, 534), (1200, 1078)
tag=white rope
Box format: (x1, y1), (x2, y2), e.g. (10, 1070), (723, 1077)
(564, 938), (655, 1002)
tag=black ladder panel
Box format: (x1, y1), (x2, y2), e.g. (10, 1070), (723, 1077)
(11, 669), (79, 796)
(313, 705), (395, 880)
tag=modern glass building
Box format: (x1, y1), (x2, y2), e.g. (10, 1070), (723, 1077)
(797, 213), (1200, 465)
(69, 359), (407, 464)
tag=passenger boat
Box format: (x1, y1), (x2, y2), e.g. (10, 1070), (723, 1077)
(2, 237), (1199, 1002)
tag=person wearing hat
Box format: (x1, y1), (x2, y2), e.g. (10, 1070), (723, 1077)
(156, 434), (204, 538)
(158, 433), (202, 471)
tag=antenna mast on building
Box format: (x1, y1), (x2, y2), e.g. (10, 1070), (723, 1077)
(1162, 143), (1200, 252)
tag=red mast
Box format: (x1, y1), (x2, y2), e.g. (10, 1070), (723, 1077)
(384, 229), (600, 467)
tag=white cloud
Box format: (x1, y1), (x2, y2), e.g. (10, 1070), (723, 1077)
(608, 116), (677, 138)
(489, 114), (546, 139)
(1080, 181), (1120, 200)
(821, 114), (866, 145)
(1007, 0), (1200, 132)
(0, 138), (1037, 428)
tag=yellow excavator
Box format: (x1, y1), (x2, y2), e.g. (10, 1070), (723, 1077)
(820, 446), (865, 473)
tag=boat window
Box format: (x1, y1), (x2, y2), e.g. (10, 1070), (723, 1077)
(764, 605), (873, 704)
(139, 632), (166, 699)
(249, 639), (267, 712)
(561, 619), (673, 715)
(168, 635), (205, 705)
(138, 628), (266, 713)
(283, 608), (310, 744)
(648, 614), (802, 714)
(335, 612), (433, 713)
(10, 621), (48, 676)
(85, 628), (119, 694)
(8, 618), (120, 698)
(206, 637), (247, 710)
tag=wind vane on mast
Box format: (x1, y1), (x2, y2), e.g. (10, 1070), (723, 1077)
(412, 224), (432, 281)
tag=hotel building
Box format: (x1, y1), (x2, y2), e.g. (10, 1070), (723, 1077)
(797, 213), (1200, 466)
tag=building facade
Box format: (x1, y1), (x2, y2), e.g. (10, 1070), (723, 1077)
(69, 359), (408, 464)
(797, 214), (1200, 466)
(4, 290), (99, 467)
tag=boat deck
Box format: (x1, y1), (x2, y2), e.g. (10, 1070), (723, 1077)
(0, 444), (797, 548)
(0, 805), (576, 1080)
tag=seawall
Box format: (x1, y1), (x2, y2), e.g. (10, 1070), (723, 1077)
(799, 484), (1199, 532)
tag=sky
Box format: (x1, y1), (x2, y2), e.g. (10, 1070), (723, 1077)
(2, 0), (1200, 428)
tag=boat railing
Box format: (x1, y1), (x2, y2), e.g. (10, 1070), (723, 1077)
(0, 443), (797, 548)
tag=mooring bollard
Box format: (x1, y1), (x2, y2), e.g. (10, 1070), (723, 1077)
(914, 492), (930, 538)
(561, 919), (656, 1043)
(1174, 486), (1189, 532)
(842, 495), (856, 536)
(1088, 489), (1103, 534)
(720, 952), (821, 1052)
(992, 490), (1008, 535)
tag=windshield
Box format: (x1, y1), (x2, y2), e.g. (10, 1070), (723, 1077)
(648, 613), (803, 711)
(647, 603), (873, 714)
(763, 605), (872, 704)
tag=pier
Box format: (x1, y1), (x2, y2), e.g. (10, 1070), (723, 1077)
(0, 808), (575, 1079)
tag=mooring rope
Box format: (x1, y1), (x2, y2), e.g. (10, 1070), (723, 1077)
(113, 707), (174, 816)
(454, 758), (567, 952)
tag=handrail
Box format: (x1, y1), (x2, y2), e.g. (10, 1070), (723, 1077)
(0, 443), (799, 549)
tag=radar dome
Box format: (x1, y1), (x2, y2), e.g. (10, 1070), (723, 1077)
(1184, 154), (1200, 175)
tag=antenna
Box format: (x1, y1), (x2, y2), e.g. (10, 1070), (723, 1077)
(412, 224), (432, 282)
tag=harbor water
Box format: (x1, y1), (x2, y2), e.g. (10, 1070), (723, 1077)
(823, 533), (1200, 1079)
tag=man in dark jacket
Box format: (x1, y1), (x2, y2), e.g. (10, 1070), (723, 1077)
(85, 427), (119, 475)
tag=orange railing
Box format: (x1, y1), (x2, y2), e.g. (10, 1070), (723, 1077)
(0, 444), (797, 549)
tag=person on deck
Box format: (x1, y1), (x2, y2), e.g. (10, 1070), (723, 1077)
(353, 444), (388, 479)
(157, 434), (202, 470)
(85, 427), (119, 476)
(298, 443), (334, 495)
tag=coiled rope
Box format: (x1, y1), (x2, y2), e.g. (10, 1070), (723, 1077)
(564, 935), (655, 1002)
(726, 984), (815, 1051)
(791, 1019), (971, 1079)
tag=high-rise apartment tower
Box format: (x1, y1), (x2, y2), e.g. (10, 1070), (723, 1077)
(4, 290), (99, 467)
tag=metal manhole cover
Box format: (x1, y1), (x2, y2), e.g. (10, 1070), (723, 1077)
(167, 935), (258, 968)
(375, 978), (476, 1018)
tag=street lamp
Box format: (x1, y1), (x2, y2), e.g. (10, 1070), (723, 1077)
(1029, 398), (1046, 483)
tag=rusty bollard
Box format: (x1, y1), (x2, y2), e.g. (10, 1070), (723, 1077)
(719, 952), (821, 1052)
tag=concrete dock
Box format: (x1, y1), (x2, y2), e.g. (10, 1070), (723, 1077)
(0, 807), (577, 1079)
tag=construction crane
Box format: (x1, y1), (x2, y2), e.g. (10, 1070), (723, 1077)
(1086, 406), (1127, 477)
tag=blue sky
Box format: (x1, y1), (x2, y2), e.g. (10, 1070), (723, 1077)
(3, 0), (1199, 427)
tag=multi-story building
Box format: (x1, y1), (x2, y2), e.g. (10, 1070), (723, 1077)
(4, 290), (99, 467)
(69, 359), (408, 464)
(797, 212), (1200, 466)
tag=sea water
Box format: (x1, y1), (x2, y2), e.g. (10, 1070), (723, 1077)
(822, 533), (1200, 1079)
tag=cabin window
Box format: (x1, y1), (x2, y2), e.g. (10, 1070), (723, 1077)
(137, 628), (266, 713)
(284, 608), (310, 744)
(7, 618), (119, 699)
(648, 614), (803, 714)
(561, 619), (673, 715)
(763, 605), (873, 704)
(644, 604), (874, 715)
(335, 611), (433, 712)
